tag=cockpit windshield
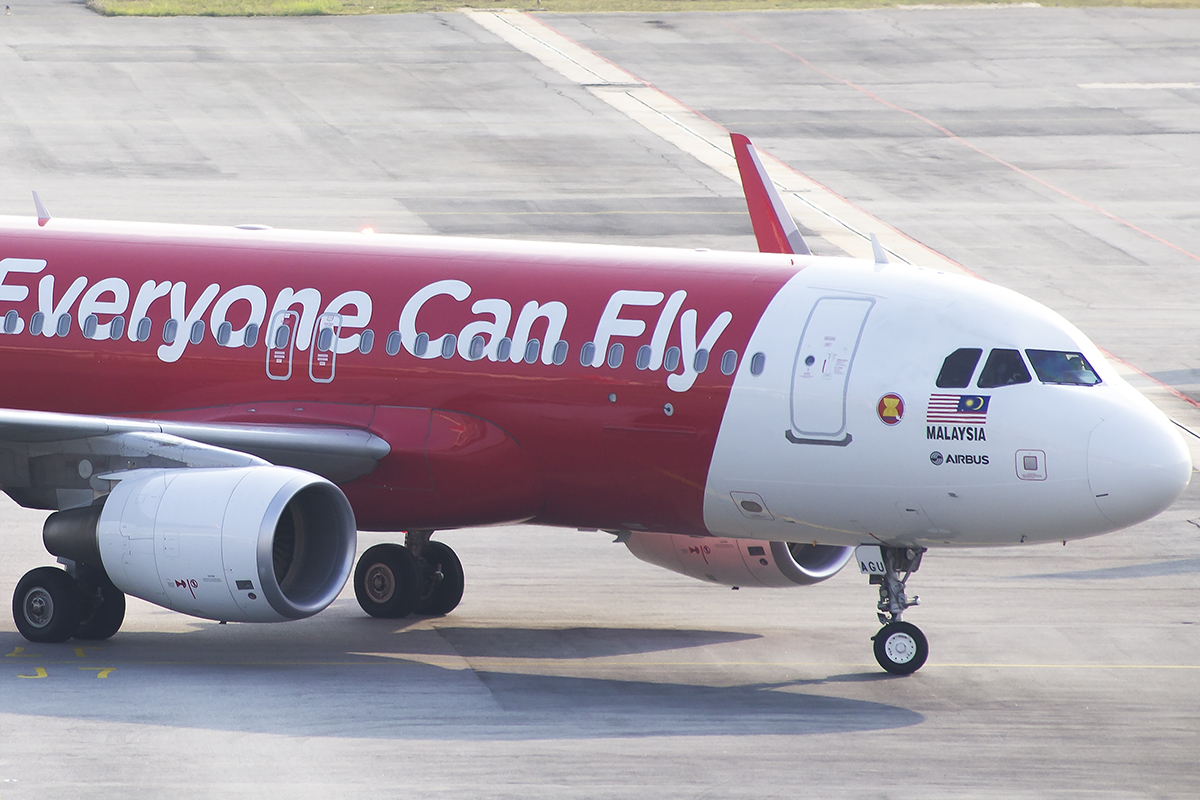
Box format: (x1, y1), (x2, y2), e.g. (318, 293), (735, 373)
(936, 348), (983, 388)
(977, 349), (1031, 389)
(1026, 350), (1102, 386)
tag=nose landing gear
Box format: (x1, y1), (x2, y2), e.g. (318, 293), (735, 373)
(859, 545), (928, 675)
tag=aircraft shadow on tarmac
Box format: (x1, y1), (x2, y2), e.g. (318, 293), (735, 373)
(410, 625), (761, 659)
(0, 622), (924, 740)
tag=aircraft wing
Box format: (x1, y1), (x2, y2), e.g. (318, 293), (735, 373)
(0, 407), (390, 510)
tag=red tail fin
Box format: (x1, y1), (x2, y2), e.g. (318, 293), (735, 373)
(731, 133), (810, 255)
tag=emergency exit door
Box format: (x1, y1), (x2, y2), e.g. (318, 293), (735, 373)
(789, 296), (874, 443)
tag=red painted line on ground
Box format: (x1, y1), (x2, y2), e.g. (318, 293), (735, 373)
(1097, 347), (1200, 409)
(525, 13), (1196, 407)
(728, 23), (1200, 265)
(526, 13), (976, 276)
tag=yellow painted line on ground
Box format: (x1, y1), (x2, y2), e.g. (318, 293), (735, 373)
(79, 667), (116, 678)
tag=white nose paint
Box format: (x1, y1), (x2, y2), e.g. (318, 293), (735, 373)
(704, 260), (1192, 549)
(1088, 411), (1192, 528)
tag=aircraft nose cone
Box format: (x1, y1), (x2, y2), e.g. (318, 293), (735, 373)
(1088, 410), (1192, 529)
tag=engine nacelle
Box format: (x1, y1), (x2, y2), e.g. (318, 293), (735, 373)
(46, 466), (357, 623)
(623, 533), (853, 587)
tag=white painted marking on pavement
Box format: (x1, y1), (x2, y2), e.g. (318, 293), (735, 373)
(461, 8), (969, 274)
(463, 9), (1200, 435)
(1080, 83), (1198, 89)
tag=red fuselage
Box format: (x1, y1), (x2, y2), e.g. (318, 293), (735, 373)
(0, 218), (798, 535)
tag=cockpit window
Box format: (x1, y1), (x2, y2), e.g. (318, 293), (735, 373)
(977, 349), (1032, 388)
(1026, 350), (1102, 386)
(936, 348), (983, 388)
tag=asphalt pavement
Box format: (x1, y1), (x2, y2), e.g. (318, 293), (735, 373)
(0, 2), (1198, 797)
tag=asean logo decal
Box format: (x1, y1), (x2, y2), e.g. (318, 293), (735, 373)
(877, 393), (905, 426)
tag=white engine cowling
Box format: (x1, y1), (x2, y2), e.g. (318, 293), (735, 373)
(95, 466), (357, 622)
(623, 533), (853, 587)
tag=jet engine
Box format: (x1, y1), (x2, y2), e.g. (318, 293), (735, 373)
(43, 466), (357, 623)
(623, 532), (853, 587)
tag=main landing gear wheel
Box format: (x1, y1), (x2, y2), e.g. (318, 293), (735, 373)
(12, 567), (83, 644)
(415, 540), (464, 617)
(873, 621), (928, 675)
(354, 544), (421, 619)
(74, 575), (126, 641)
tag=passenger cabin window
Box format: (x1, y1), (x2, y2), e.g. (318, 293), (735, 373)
(385, 331), (402, 356)
(936, 348), (982, 388)
(468, 335), (486, 361)
(1026, 350), (1101, 386)
(663, 346), (680, 372)
(977, 348), (1032, 388)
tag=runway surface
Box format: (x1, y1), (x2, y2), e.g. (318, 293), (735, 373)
(1, 1), (1199, 796)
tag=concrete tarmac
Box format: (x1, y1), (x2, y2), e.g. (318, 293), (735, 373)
(1, 2), (1199, 797)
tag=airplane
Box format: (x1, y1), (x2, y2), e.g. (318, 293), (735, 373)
(0, 134), (1189, 675)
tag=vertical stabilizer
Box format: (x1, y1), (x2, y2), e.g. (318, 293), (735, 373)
(730, 133), (810, 255)
(32, 191), (50, 227)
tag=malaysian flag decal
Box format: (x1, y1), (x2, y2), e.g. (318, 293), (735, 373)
(926, 394), (990, 424)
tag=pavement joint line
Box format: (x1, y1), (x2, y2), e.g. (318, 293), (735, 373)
(460, 8), (960, 272)
(621, 89), (731, 157)
(462, 9), (1200, 435)
(479, 10), (615, 85)
(726, 21), (1200, 265)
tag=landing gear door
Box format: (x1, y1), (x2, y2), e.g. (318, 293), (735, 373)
(309, 312), (341, 384)
(789, 296), (874, 443)
(266, 310), (300, 381)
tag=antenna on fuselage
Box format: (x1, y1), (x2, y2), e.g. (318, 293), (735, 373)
(870, 233), (889, 264)
(32, 191), (50, 227)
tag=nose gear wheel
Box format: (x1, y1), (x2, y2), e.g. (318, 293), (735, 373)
(873, 620), (928, 675)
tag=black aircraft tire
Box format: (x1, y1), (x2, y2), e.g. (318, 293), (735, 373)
(13, 567), (84, 644)
(74, 580), (127, 641)
(873, 621), (929, 675)
(354, 544), (421, 619)
(415, 541), (465, 617)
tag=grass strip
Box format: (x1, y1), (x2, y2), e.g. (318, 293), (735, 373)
(84, 0), (1200, 18)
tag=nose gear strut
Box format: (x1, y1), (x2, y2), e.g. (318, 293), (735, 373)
(858, 545), (929, 675)
(873, 546), (923, 625)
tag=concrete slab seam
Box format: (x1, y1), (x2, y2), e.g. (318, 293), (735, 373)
(460, 8), (969, 272)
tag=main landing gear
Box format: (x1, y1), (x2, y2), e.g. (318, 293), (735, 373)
(12, 564), (126, 644)
(353, 531), (464, 619)
(866, 546), (928, 675)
